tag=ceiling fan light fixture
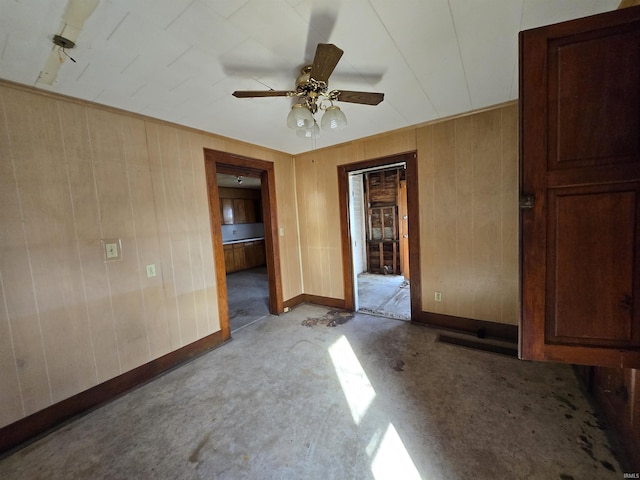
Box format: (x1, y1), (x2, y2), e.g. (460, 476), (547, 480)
(321, 105), (347, 131)
(287, 103), (314, 129)
(296, 120), (320, 138)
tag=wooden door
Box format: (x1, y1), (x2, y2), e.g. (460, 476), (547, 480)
(365, 169), (400, 274)
(520, 6), (640, 368)
(367, 206), (399, 274)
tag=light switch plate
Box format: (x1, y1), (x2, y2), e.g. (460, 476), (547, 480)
(101, 238), (122, 262)
(146, 264), (157, 278)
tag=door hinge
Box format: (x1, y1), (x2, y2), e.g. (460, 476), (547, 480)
(519, 194), (535, 209)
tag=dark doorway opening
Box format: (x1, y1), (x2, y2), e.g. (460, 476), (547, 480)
(204, 150), (283, 339)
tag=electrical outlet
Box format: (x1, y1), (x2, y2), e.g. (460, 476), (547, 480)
(146, 264), (157, 278)
(435, 292), (442, 302)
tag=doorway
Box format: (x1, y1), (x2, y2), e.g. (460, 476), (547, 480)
(350, 166), (410, 319)
(338, 152), (420, 321)
(203, 149), (283, 340)
(217, 172), (269, 332)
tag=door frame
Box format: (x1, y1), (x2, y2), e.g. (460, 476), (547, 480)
(337, 152), (420, 319)
(204, 149), (284, 340)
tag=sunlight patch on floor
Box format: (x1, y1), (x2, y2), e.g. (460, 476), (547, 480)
(329, 334), (423, 479)
(371, 424), (421, 480)
(328, 335), (376, 425)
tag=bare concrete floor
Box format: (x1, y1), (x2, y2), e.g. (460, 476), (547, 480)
(0, 305), (626, 479)
(358, 273), (411, 320)
(227, 266), (269, 332)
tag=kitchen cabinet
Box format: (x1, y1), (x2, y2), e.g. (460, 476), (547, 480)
(220, 198), (260, 225)
(233, 199), (246, 223)
(224, 240), (266, 273)
(221, 198), (234, 224)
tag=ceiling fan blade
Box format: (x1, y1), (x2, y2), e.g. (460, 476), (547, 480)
(304, 7), (339, 60)
(310, 43), (343, 83)
(232, 90), (293, 98)
(334, 90), (385, 105)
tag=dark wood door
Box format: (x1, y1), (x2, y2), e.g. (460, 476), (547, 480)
(365, 169), (401, 274)
(520, 6), (640, 368)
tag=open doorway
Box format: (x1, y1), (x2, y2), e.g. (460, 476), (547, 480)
(203, 149), (283, 340)
(217, 173), (269, 332)
(349, 167), (411, 320)
(338, 152), (420, 321)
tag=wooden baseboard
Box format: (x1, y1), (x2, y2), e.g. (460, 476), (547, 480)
(283, 294), (306, 310)
(413, 311), (518, 342)
(283, 294), (347, 311)
(283, 296), (517, 343)
(0, 330), (229, 456)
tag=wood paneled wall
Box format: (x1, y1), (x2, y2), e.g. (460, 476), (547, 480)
(418, 104), (519, 324)
(294, 102), (518, 325)
(0, 82), (301, 429)
(0, 77), (515, 433)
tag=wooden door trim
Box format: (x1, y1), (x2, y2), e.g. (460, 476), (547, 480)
(398, 179), (409, 280)
(204, 149), (284, 340)
(338, 152), (420, 319)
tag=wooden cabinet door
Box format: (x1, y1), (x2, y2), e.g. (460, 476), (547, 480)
(223, 245), (235, 273)
(221, 199), (234, 225)
(520, 6), (640, 368)
(244, 241), (258, 268)
(233, 243), (246, 271)
(244, 199), (256, 223)
(233, 199), (247, 223)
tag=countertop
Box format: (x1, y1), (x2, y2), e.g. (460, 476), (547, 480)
(222, 237), (265, 245)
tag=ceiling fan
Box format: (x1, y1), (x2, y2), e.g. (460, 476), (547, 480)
(232, 43), (384, 135)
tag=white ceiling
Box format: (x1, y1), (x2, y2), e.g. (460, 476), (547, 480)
(217, 173), (261, 189)
(0, 0), (620, 155)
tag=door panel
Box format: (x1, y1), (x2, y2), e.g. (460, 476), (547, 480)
(549, 27), (640, 167)
(546, 184), (638, 345)
(520, 6), (640, 368)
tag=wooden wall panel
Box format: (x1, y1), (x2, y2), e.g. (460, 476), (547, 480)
(0, 81), (298, 430)
(0, 89), (53, 419)
(0, 105), (23, 423)
(501, 104), (519, 323)
(416, 104), (519, 325)
(354, 129), (417, 161)
(274, 155), (303, 301)
(294, 146), (355, 300)
(293, 104), (518, 325)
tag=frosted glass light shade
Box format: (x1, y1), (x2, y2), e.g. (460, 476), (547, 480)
(287, 104), (314, 129)
(321, 105), (347, 131)
(296, 121), (320, 138)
